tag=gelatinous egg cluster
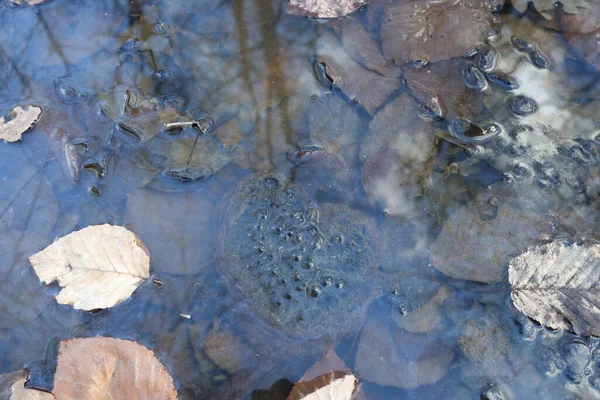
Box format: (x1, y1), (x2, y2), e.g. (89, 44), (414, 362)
(218, 174), (374, 336)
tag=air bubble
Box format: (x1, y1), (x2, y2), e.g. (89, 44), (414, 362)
(449, 118), (501, 143)
(535, 170), (561, 190)
(463, 64), (487, 90)
(264, 177), (280, 189)
(485, 72), (519, 90)
(475, 47), (498, 72)
(511, 36), (534, 52)
(527, 50), (552, 70)
(507, 95), (538, 116)
(309, 285), (321, 297)
(311, 58), (333, 90)
(54, 79), (80, 104)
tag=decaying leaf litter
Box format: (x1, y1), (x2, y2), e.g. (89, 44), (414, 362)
(1, 0), (600, 398)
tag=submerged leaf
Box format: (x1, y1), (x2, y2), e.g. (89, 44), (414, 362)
(509, 241), (600, 336)
(125, 188), (216, 275)
(381, 0), (498, 64)
(354, 313), (454, 389)
(512, 0), (590, 19)
(360, 94), (437, 216)
(430, 186), (554, 283)
(28, 224), (150, 310)
(316, 31), (400, 115)
(0, 106), (41, 143)
(287, 0), (367, 18)
(52, 337), (177, 399)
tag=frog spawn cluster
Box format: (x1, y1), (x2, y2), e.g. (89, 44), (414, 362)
(218, 175), (373, 337)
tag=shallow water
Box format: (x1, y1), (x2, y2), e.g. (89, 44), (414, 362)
(1, 0), (600, 398)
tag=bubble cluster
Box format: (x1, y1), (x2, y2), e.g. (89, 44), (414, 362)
(218, 174), (373, 336)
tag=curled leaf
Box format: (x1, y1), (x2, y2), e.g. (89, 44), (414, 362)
(28, 224), (150, 310)
(0, 106), (41, 143)
(509, 241), (600, 336)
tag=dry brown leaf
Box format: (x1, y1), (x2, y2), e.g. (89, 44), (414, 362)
(381, 0), (498, 64)
(0, 106), (41, 143)
(53, 337), (177, 400)
(28, 224), (150, 310)
(288, 0), (367, 18)
(0, 370), (54, 399)
(509, 241), (600, 336)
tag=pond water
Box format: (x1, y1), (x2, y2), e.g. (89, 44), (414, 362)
(1, 0), (600, 398)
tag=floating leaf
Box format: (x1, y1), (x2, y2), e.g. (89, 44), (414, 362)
(512, 0), (590, 19)
(287, 0), (366, 18)
(28, 224), (150, 310)
(0, 370), (54, 399)
(381, 0), (498, 64)
(509, 241), (600, 336)
(0, 106), (41, 143)
(52, 337), (177, 399)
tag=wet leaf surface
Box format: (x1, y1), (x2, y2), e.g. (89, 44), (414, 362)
(28, 224), (150, 310)
(509, 241), (600, 336)
(381, 0), (498, 64)
(52, 337), (177, 399)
